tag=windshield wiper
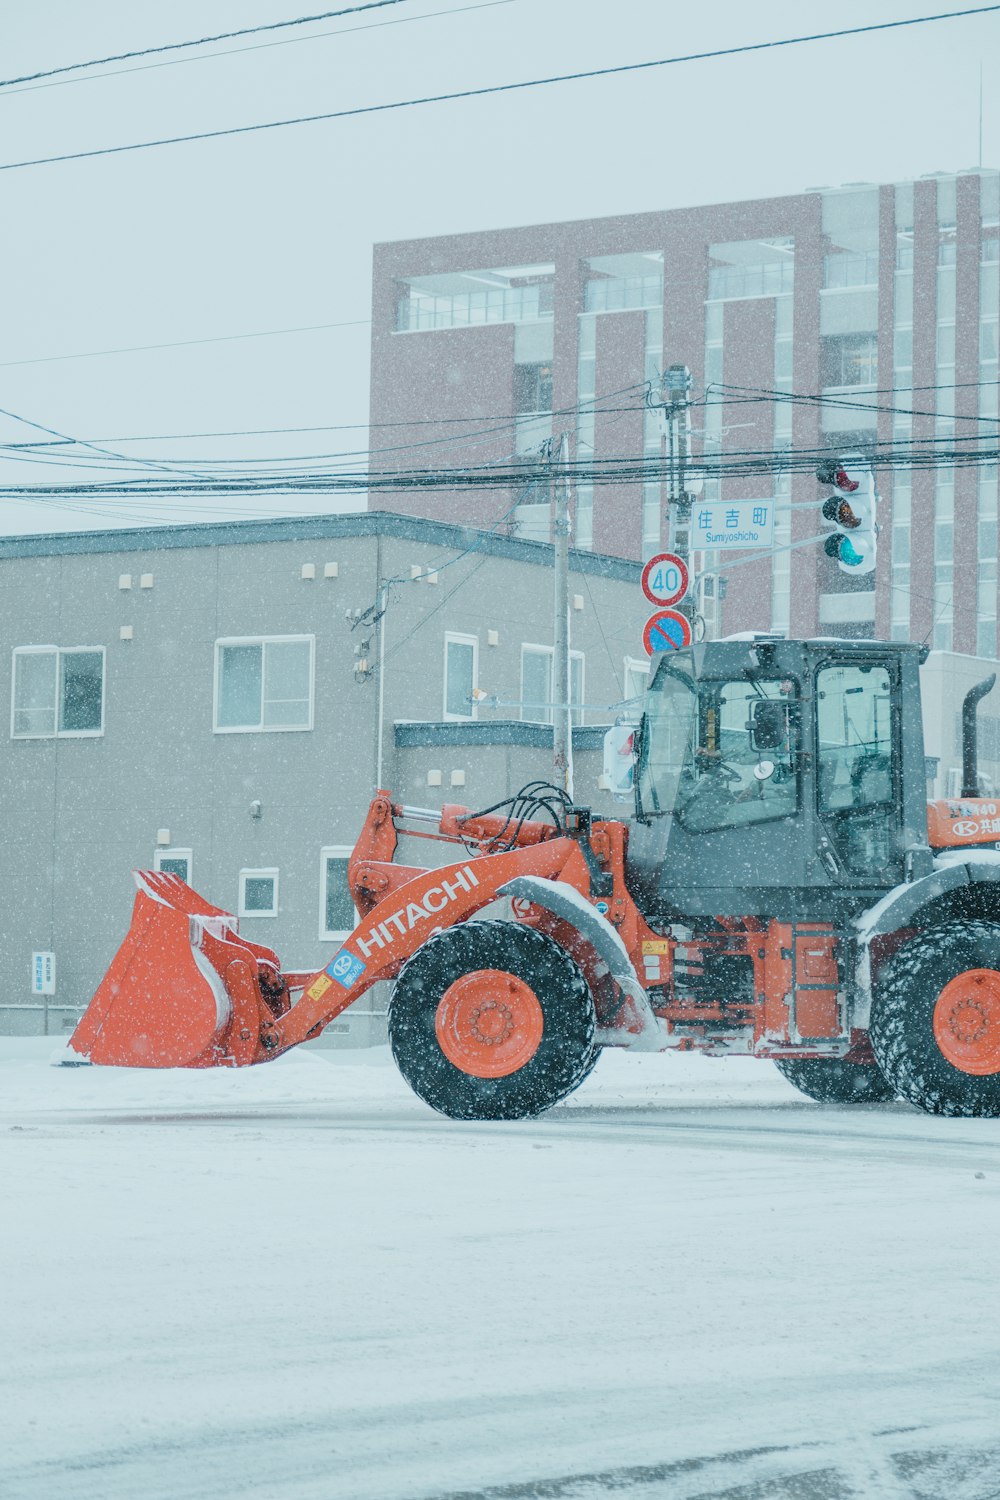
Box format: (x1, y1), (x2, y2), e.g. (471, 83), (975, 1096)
(633, 714), (651, 823)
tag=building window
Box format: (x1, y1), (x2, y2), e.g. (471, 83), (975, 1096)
(707, 239), (794, 301)
(513, 362), (553, 414)
(823, 250), (878, 288)
(320, 846), (357, 940)
(11, 647), (105, 738)
(154, 848), (192, 884)
(583, 251), (663, 312)
(820, 333), (878, 387)
(623, 657), (650, 705)
(520, 645), (585, 726)
(214, 637), (314, 733)
(396, 266), (554, 332)
(513, 360), (554, 455)
(444, 633), (478, 720)
(239, 868), (279, 918)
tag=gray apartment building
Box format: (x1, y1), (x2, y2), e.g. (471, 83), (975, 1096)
(369, 168), (1000, 652)
(0, 510), (648, 1039)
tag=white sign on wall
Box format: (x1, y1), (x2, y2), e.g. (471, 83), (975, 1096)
(32, 951), (56, 996)
(693, 499), (775, 551)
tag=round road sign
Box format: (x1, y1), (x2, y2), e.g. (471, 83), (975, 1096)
(641, 552), (689, 607)
(643, 608), (692, 655)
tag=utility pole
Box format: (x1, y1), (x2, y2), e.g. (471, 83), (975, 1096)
(661, 364), (696, 628)
(550, 432), (574, 799)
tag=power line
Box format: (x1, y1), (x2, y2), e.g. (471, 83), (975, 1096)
(7, 380), (996, 448)
(0, 1), (413, 90)
(0, 402), (216, 486)
(1, 2), (512, 97)
(0, 385), (651, 476)
(2, 440), (997, 504)
(1, 401), (647, 446)
(376, 480), (543, 671)
(0, 318), (371, 369)
(4, 5), (997, 173)
(711, 380), (1000, 427)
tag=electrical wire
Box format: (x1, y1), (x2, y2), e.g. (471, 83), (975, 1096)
(4, 6), (997, 173)
(0, 401), (651, 447)
(371, 477), (545, 671)
(0, 403), (218, 486)
(0, 318), (371, 369)
(1, 2), (513, 98)
(710, 380), (1000, 428)
(0, 384), (651, 477)
(7, 378), (995, 448)
(0, 1), (414, 90)
(2, 440), (998, 503)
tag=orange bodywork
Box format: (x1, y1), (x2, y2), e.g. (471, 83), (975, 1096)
(70, 790), (861, 1068)
(927, 796), (1000, 850)
(70, 871), (291, 1068)
(70, 797), (596, 1068)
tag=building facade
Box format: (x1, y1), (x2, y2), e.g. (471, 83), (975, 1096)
(0, 511), (648, 1039)
(370, 169), (999, 650)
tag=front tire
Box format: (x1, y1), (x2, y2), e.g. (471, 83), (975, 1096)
(389, 921), (598, 1120)
(774, 1056), (894, 1104)
(870, 920), (1000, 1117)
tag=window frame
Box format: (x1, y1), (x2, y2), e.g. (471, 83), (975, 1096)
(238, 867), (280, 919)
(213, 635), (315, 735)
(815, 661), (898, 815)
(443, 632), (479, 722)
(819, 332), (879, 389)
(319, 845), (359, 942)
(623, 655), (651, 706)
(154, 847), (193, 884)
(519, 643), (586, 726)
(11, 645), (106, 740)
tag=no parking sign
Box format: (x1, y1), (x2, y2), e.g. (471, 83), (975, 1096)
(642, 608), (692, 655)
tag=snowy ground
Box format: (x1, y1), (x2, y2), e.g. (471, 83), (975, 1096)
(3, 1038), (1000, 1500)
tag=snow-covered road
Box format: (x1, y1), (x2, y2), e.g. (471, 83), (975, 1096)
(3, 1039), (1000, 1500)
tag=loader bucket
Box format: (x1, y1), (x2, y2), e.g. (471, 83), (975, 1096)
(69, 871), (284, 1068)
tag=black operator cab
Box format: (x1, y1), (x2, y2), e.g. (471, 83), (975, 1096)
(625, 636), (931, 925)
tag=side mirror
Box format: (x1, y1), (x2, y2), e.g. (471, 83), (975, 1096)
(750, 699), (786, 752)
(603, 722), (637, 800)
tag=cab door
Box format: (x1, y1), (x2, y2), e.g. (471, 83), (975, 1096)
(815, 656), (904, 885)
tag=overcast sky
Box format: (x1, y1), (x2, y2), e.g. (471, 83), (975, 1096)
(1, 0), (997, 535)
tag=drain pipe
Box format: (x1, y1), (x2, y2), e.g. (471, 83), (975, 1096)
(962, 673), (996, 798)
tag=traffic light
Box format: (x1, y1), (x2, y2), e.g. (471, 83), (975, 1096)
(818, 456), (878, 575)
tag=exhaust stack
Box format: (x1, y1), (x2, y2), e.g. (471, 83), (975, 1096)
(962, 674), (996, 799)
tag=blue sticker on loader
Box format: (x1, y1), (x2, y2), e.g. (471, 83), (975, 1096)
(326, 950), (367, 988)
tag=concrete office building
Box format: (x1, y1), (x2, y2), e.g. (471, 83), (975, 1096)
(0, 510), (648, 1039)
(370, 168), (1000, 650)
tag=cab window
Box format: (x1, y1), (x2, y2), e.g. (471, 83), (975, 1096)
(816, 664), (894, 811)
(678, 678), (798, 832)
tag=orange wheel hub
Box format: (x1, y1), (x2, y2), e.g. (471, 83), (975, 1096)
(932, 968), (1000, 1076)
(435, 969), (544, 1079)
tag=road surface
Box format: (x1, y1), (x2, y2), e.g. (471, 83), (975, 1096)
(3, 1040), (999, 1500)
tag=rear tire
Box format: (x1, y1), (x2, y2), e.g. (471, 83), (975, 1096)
(870, 920), (1000, 1117)
(389, 921), (598, 1120)
(774, 1056), (894, 1104)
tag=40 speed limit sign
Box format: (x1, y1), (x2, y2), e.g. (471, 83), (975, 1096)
(641, 552), (689, 607)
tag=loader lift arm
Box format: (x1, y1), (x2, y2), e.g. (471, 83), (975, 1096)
(69, 787), (634, 1069)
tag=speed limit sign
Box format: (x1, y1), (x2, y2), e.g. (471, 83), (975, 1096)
(641, 552), (689, 607)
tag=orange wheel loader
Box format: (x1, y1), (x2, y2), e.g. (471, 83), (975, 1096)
(70, 638), (1000, 1119)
